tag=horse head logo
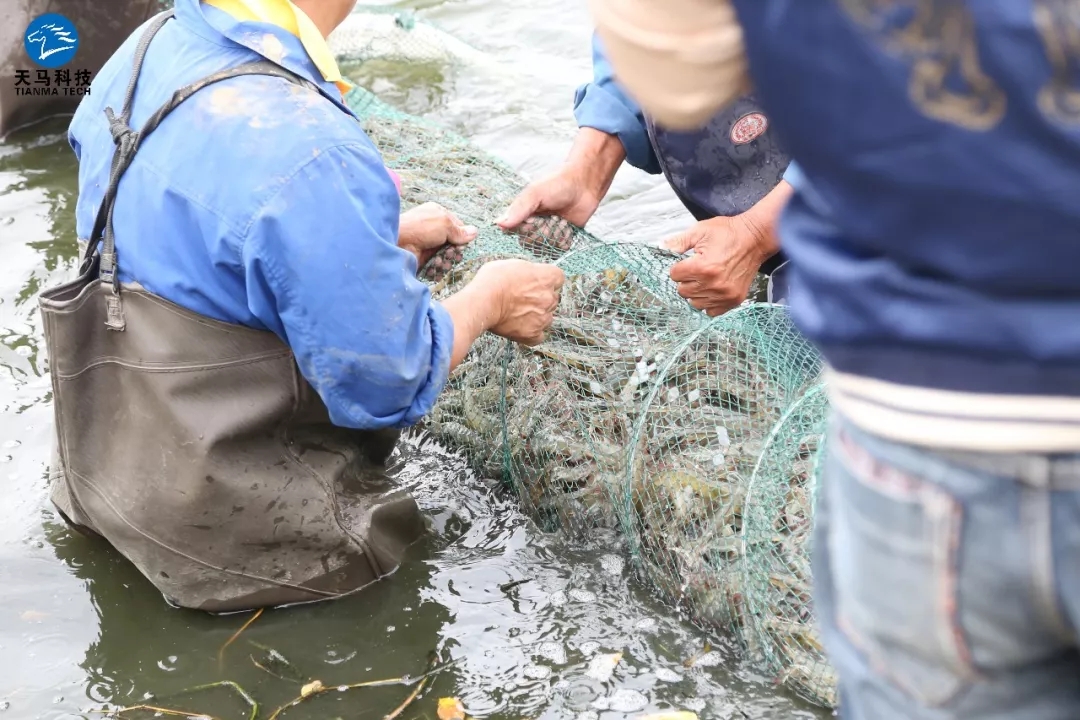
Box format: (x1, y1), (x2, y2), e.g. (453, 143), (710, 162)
(23, 14), (80, 68)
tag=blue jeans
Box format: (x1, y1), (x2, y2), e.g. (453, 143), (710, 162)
(814, 413), (1080, 719)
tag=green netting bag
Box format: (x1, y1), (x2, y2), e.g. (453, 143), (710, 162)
(495, 242), (705, 535)
(618, 305), (822, 635)
(740, 382), (836, 707)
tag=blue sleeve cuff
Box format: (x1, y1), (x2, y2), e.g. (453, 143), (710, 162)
(400, 299), (453, 427)
(782, 160), (802, 186)
(573, 82), (660, 175)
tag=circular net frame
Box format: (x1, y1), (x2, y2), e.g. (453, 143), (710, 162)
(497, 242), (704, 536)
(618, 305), (823, 636)
(740, 383), (836, 708)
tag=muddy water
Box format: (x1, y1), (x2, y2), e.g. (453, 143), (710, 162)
(0, 1), (827, 719)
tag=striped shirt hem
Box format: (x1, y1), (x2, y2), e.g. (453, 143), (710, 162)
(826, 368), (1080, 453)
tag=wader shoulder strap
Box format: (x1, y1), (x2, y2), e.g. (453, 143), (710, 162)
(83, 9), (321, 331)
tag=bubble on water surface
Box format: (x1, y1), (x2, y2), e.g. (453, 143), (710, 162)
(548, 590), (568, 606)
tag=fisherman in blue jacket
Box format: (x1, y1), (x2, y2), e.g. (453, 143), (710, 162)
(40, 0), (564, 612)
(587, 0), (1080, 718)
(498, 34), (796, 315)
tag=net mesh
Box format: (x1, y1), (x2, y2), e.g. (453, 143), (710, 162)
(741, 383), (835, 708)
(338, 22), (836, 708)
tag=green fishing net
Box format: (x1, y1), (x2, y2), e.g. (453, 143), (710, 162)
(741, 383), (835, 708)
(337, 20), (836, 708)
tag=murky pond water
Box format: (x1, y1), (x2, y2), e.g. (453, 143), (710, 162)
(0, 1), (830, 719)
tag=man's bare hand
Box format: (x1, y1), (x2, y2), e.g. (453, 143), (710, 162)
(398, 202), (477, 267)
(472, 259), (565, 346)
(497, 167), (602, 231)
(497, 128), (626, 232)
(664, 216), (774, 316)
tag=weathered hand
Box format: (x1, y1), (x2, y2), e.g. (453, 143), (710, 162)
(664, 215), (774, 317)
(497, 128), (625, 234)
(497, 166), (601, 231)
(398, 202), (477, 267)
(471, 259), (566, 346)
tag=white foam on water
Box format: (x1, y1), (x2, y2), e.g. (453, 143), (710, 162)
(607, 689), (648, 712)
(691, 651), (724, 668)
(599, 554), (624, 576)
(578, 641), (600, 656)
(585, 653), (622, 682)
(568, 589), (597, 603)
(654, 667), (682, 682)
(536, 641), (567, 664)
(524, 664), (552, 680)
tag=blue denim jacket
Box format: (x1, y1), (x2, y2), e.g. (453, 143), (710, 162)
(68, 0), (452, 431)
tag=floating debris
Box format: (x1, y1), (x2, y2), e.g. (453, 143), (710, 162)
(217, 607), (263, 670)
(437, 697), (466, 720)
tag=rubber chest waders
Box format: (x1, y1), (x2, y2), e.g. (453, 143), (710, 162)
(38, 10), (425, 612)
